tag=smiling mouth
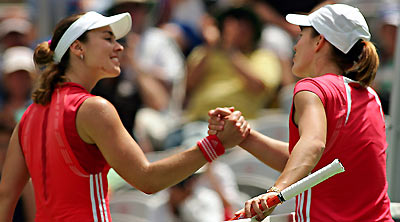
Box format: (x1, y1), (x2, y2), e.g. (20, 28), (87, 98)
(111, 57), (120, 63)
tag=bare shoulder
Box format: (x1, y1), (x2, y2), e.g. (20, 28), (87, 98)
(79, 96), (114, 113)
(78, 96), (120, 124)
(76, 96), (121, 143)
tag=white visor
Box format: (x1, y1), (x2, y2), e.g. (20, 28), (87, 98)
(286, 14), (311, 27)
(285, 4), (370, 54)
(53, 11), (132, 63)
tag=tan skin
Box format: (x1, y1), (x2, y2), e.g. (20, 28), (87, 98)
(208, 27), (345, 220)
(0, 26), (250, 221)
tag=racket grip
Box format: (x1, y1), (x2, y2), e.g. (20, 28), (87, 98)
(228, 195), (282, 220)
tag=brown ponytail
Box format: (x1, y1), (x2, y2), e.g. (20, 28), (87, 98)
(32, 13), (87, 105)
(331, 40), (379, 87)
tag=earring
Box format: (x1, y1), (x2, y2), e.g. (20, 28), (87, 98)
(80, 54), (84, 60)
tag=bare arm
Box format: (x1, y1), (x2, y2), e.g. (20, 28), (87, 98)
(76, 98), (247, 194)
(227, 51), (268, 93)
(0, 125), (31, 221)
(122, 33), (170, 111)
(239, 130), (289, 172)
(241, 91), (326, 219)
(273, 91), (326, 190)
(208, 108), (289, 171)
(186, 48), (211, 93)
(21, 180), (36, 222)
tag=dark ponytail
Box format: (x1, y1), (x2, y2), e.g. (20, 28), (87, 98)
(32, 13), (88, 105)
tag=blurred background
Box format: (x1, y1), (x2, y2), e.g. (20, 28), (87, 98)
(0, 0), (399, 221)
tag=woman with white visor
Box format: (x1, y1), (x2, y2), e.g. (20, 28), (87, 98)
(0, 11), (249, 221)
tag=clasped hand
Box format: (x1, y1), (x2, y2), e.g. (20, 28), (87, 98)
(207, 107), (250, 149)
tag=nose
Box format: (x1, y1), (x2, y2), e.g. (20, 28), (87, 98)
(115, 41), (124, 51)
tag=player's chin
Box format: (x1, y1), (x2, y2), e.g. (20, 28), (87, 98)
(102, 66), (121, 78)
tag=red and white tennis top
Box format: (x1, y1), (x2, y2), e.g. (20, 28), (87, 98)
(19, 83), (111, 222)
(289, 73), (392, 221)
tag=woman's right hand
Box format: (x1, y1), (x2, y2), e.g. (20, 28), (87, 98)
(207, 107), (251, 148)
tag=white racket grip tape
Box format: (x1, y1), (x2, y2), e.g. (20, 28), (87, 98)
(280, 159), (345, 201)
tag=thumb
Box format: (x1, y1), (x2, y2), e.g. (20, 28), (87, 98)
(234, 208), (244, 216)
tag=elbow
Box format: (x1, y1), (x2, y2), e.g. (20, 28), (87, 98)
(142, 189), (157, 195)
(311, 139), (326, 157)
(131, 174), (163, 194)
(137, 184), (161, 195)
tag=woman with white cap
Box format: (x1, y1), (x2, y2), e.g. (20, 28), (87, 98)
(0, 11), (249, 221)
(209, 4), (393, 221)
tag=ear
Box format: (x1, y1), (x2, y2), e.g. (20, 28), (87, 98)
(314, 35), (326, 52)
(69, 40), (84, 58)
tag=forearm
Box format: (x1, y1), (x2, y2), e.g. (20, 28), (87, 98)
(136, 73), (170, 110)
(22, 180), (36, 222)
(228, 52), (266, 93)
(186, 56), (209, 92)
(0, 186), (18, 222)
(239, 130), (289, 172)
(273, 137), (325, 190)
(138, 146), (207, 194)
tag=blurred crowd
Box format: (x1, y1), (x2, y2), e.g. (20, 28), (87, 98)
(0, 0), (398, 221)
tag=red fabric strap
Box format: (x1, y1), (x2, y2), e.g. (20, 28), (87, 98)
(197, 135), (225, 162)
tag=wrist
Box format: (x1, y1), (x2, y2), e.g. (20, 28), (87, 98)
(197, 135), (225, 162)
(238, 129), (252, 147)
(266, 186), (281, 193)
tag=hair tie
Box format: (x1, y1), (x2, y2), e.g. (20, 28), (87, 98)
(47, 39), (52, 46)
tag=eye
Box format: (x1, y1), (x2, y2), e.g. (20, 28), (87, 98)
(105, 37), (112, 42)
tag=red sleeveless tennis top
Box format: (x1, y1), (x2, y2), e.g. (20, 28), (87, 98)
(19, 82), (111, 222)
(289, 74), (392, 221)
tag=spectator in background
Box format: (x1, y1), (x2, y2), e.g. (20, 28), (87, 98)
(0, 46), (36, 129)
(0, 17), (34, 50)
(149, 171), (224, 222)
(0, 122), (35, 222)
(157, 0), (206, 57)
(92, 0), (186, 152)
(374, 3), (399, 114)
(169, 6), (281, 148)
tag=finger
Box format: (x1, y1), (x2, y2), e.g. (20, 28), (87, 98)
(240, 120), (247, 130)
(208, 118), (225, 131)
(236, 116), (245, 127)
(208, 115), (222, 125)
(226, 110), (242, 121)
(244, 199), (253, 218)
(208, 124), (224, 132)
(234, 208), (244, 216)
(208, 129), (217, 135)
(243, 123), (251, 138)
(240, 121), (248, 137)
(251, 199), (264, 219)
(260, 197), (268, 212)
(209, 107), (232, 117)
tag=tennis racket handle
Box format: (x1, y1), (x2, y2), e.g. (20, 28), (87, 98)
(228, 195), (282, 220)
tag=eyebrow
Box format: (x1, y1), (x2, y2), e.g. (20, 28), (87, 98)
(102, 31), (115, 37)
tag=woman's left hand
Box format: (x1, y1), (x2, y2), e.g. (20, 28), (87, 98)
(243, 192), (278, 221)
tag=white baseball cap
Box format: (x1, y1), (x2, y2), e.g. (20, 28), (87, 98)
(0, 18), (32, 39)
(2, 46), (35, 74)
(286, 4), (371, 54)
(54, 11), (132, 63)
